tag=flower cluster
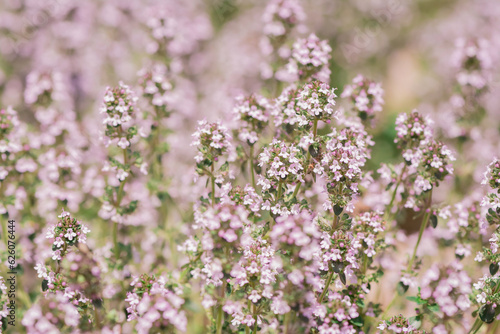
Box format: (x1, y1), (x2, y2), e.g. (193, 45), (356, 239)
(45, 210), (90, 260)
(232, 94), (271, 145)
(418, 263), (471, 318)
(341, 74), (384, 123)
(278, 34), (332, 83)
(262, 0), (305, 38)
(472, 275), (500, 324)
(100, 81), (139, 149)
(192, 120), (232, 165)
(389, 110), (456, 211)
(377, 314), (420, 333)
(125, 274), (187, 333)
(452, 38), (492, 90)
(314, 127), (372, 210)
(258, 139), (305, 197)
(0, 107), (18, 138)
(445, 200), (486, 259)
(296, 80), (338, 122)
(394, 110), (434, 153)
(137, 64), (172, 112)
(35, 211), (99, 323)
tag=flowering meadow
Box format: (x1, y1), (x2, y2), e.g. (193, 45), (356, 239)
(1, 0), (500, 333)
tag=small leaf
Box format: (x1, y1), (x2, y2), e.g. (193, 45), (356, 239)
(430, 215), (438, 228)
(339, 272), (346, 285)
(334, 205), (343, 216)
(308, 144), (320, 158)
(479, 304), (496, 324)
(331, 261), (344, 274)
(92, 298), (103, 308)
(350, 316), (364, 327)
(397, 282), (409, 295)
(427, 304), (440, 313)
(406, 296), (426, 305)
(490, 263), (499, 276)
(408, 315), (422, 329)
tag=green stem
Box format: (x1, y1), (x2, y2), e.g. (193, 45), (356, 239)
(211, 162), (216, 207)
(407, 193), (432, 271)
(468, 318), (483, 334)
(249, 145), (256, 189)
(216, 280), (226, 334)
(276, 181), (283, 203)
(290, 182), (301, 200)
(380, 294), (398, 320)
(216, 304), (223, 334)
(1, 216), (7, 249)
(252, 304), (258, 334)
(94, 307), (102, 329)
(0, 184), (7, 248)
(385, 164), (407, 221)
(330, 214), (338, 236)
(113, 222), (119, 260)
(290, 119), (318, 201)
(113, 148), (128, 260)
(318, 270), (334, 304)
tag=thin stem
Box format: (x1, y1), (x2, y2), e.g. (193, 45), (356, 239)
(488, 320), (499, 334)
(290, 182), (301, 200)
(113, 148), (128, 259)
(249, 145), (256, 189)
(276, 181), (283, 203)
(113, 222), (119, 259)
(318, 270), (334, 304)
(468, 318), (483, 334)
(380, 294), (398, 320)
(284, 312), (290, 334)
(0, 184), (7, 248)
(211, 161), (216, 207)
(94, 307), (102, 329)
(407, 191), (432, 271)
(1, 217), (7, 248)
(384, 164), (407, 223)
(216, 304), (223, 334)
(330, 214), (338, 236)
(252, 303), (258, 334)
(216, 277), (227, 334)
(290, 119), (319, 201)
(380, 191), (433, 321)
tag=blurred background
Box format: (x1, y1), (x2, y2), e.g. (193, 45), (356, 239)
(1, 0), (499, 169)
(1, 0), (500, 332)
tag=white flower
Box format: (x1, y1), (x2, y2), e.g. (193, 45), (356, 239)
(65, 228), (77, 241)
(117, 169), (129, 181)
(117, 137), (130, 149)
(249, 290), (261, 303)
(476, 292), (487, 304)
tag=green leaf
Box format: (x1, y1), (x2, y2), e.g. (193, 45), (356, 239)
(430, 215), (438, 228)
(397, 282), (409, 295)
(42, 280), (49, 291)
(479, 304), (496, 323)
(350, 316), (364, 327)
(339, 272), (346, 285)
(408, 315), (422, 329)
(406, 296), (426, 305)
(490, 263), (499, 276)
(427, 304), (440, 313)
